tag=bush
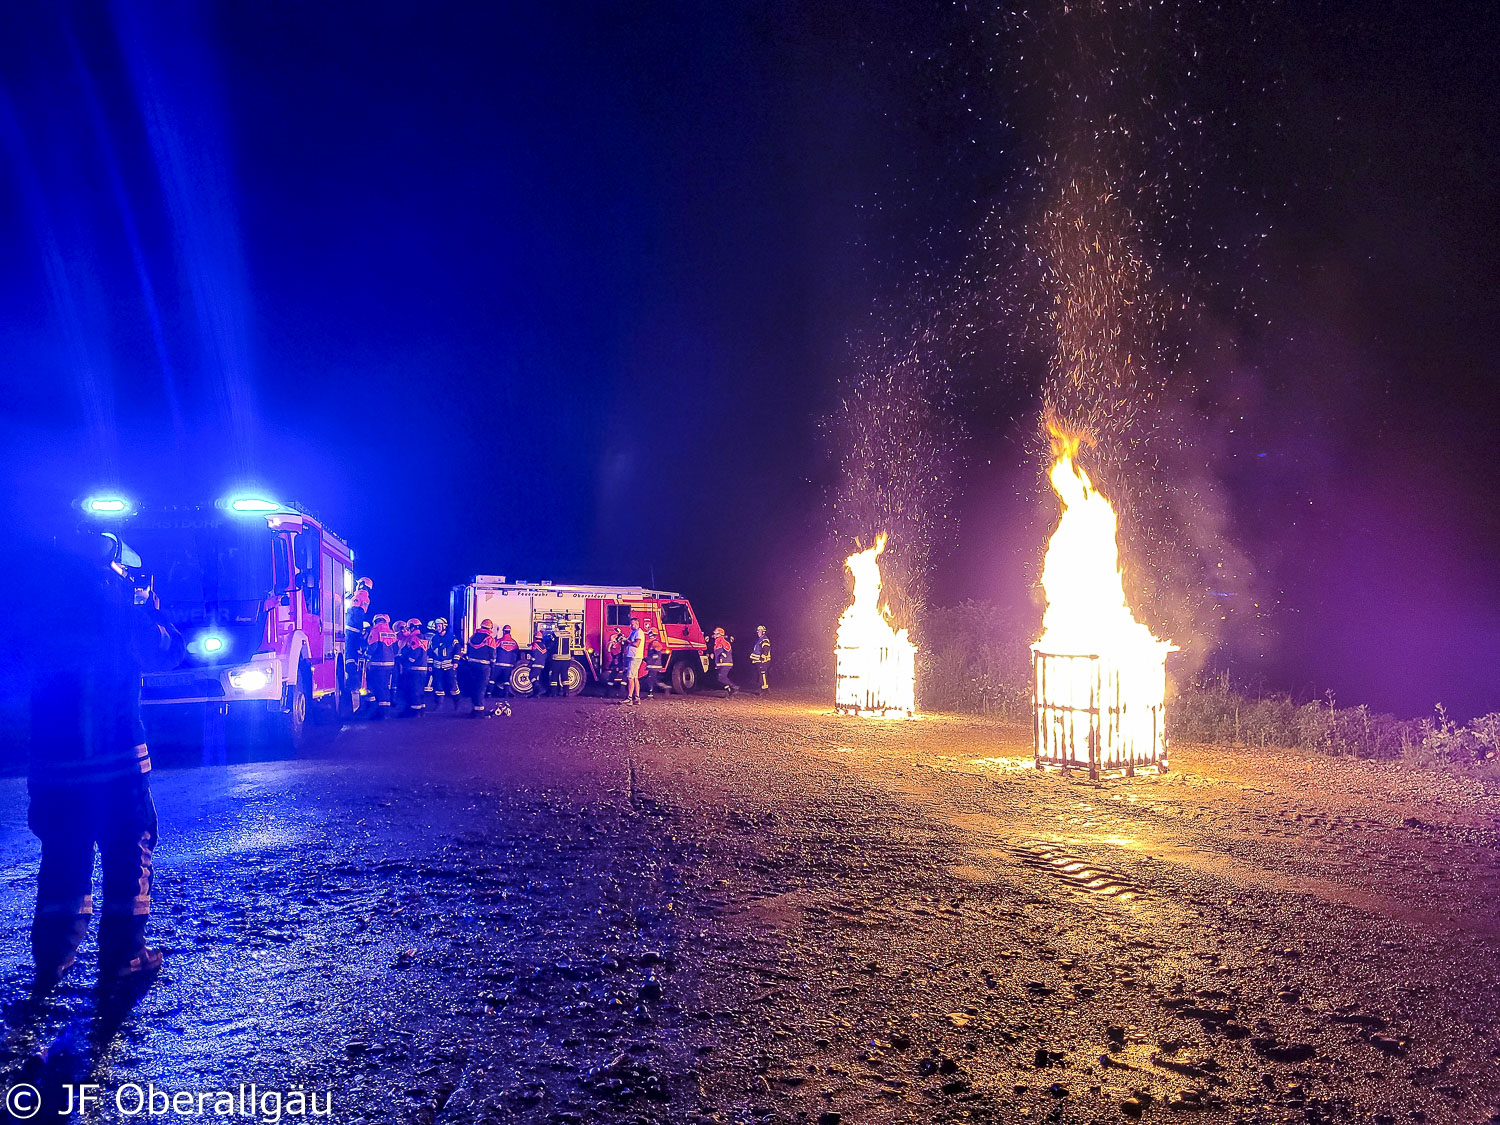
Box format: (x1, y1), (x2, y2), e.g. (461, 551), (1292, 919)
(917, 600), (1034, 721)
(778, 644), (834, 691)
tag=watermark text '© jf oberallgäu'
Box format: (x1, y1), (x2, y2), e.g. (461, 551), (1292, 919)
(3, 1082), (333, 1122)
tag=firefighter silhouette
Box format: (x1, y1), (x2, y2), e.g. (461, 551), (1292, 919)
(18, 530), (183, 989)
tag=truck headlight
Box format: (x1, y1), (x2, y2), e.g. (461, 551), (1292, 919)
(227, 666), (273, 692)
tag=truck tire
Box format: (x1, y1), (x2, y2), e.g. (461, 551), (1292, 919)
(337, 677), (359, 720)
(277, 680), (309, 752)
(560, 659), (586, 696)
(671, 659), (698, 694)
(509, 664), (535, 695)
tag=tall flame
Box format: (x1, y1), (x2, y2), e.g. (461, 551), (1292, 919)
(835, 533), (916, 718)
(1034, 421), (1174, 770)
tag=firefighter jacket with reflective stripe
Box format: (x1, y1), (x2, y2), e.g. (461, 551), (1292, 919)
(461, 633), (493, 665)
(495, 636), (520, 665)
(29, 575), (184, 788)
(428, 634), (458, 668)
(751, 636), (771, 665)
(713, 640), (733, 668)
(345, 602), (369, 638)
(399, 638), (429, 672)
(646, 643), (668, 672)
(366, 627), (399, 666)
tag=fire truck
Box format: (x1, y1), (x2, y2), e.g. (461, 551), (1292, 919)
(80, 494), (355, 749)
(450, 576), (711, 696)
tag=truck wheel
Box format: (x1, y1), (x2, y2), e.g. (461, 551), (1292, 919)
(335, 659), (362, 720)
(509, 664), (534, 695)
(561, 659), (586, 696)
(277, 680), (309, 752)
(338, 681), (359, 720)
(671, 659), (698, 694)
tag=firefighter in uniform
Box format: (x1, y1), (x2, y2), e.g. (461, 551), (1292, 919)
(493, 624), (520, 696)
(530, 629), (550, 697)
(749, 625), (771, 693)
(344, 581), (372, 699)
(549, 626), (573, 697)
(398, 619), (429, 717)
(22, 531), (183, 989)
(364, 614), (399, 718)
(712, 627), (737, 694)
(643, 629), (668, 698)
(605, 630), (625, 696)
(458, 621), (494, 717)
(428, 619), (459, 708)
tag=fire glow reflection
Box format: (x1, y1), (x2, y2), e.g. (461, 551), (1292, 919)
(1033, 423), (1174, 777)
(834, 534), (916, 718)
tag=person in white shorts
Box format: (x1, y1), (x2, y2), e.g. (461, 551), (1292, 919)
(624, 616), (646, 705)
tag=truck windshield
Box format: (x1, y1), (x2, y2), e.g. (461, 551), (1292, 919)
(126, 520), (271, 611)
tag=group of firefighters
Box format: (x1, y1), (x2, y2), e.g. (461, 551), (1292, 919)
(341, 578), (772, 718)
(9, 537), (776, 993)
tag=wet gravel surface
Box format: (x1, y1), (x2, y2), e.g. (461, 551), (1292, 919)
(2, 692), (1499, 1123)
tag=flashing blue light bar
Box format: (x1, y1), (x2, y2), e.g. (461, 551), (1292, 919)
(187, 632), (229, 658)
(227, 496), (280, 513)
(82, 495), (133, 516)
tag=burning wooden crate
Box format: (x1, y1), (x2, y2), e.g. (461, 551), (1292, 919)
(833, 534), (916, 718)
(835, 636), (915, 718)
(1032, 648), (1168, 779)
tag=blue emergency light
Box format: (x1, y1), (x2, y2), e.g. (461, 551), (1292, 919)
(188, 632), (229, 658)
(222, 495), (281, 514)
(82, 495), (133, 516)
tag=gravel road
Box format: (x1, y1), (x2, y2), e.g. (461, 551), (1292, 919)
(1, 691), (1498, 1124)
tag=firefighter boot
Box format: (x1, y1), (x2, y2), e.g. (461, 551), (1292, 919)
(99, 914), (162, 982)
(31, 911), (90, 992)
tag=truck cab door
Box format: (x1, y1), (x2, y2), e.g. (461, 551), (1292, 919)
(658, 600), (699, 651)
(627, 603), (662, 639)
(293, 528), (333, 694)
(272, 533), (297, 653)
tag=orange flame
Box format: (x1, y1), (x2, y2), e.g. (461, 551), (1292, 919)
(835, 533), (916, 718)
(1035, 418), (1173, 768)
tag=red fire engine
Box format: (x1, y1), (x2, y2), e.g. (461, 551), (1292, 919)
(450, 576), (711, 696)
(82, 494), (356, 749)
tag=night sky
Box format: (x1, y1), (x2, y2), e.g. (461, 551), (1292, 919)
(2, 1), (1498, 718)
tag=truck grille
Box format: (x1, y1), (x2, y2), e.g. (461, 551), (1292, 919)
(143, 677), (225, 700)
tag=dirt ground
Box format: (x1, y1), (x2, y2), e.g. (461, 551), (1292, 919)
(1, 690), (1498, 1124)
